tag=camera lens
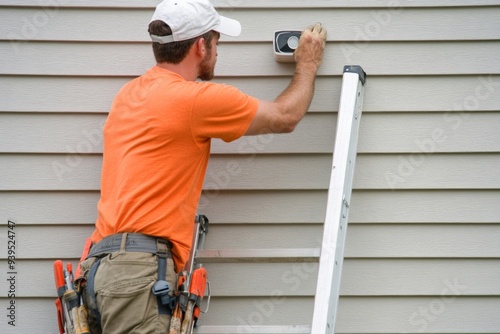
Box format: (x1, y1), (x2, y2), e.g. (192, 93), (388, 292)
(287, 36), (299, 50)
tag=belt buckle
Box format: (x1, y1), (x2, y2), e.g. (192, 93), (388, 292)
(152, 280), (175, 308)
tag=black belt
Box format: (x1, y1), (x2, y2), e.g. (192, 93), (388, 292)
(86, 233), (172, 259)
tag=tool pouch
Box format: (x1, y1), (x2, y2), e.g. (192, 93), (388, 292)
(75, 237), (102, 334)
(77, 256), (102, 334)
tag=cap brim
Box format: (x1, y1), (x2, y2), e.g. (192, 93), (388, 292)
(215, 15), (241, 37)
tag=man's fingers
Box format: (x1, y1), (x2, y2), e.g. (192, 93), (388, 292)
(313, 22), (323, 33)
(303, 23), (327, 41)
(319, 25), (327, 39)
(313, 23), (327, 40)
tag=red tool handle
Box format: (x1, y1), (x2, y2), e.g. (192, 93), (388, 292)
(53, 260), (66, 297)
(189, 267), (207, 300)
(54, 298), (65, 334)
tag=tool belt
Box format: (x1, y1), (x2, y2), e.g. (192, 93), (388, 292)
(84, 233), (176, 334)
(54, 215), (209, 334)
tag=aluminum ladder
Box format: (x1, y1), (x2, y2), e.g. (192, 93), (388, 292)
(310, 65), (366, 333)
(196, 65), (366, 333)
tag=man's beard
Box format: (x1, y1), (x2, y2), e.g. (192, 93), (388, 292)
(198, 52), (215, 81)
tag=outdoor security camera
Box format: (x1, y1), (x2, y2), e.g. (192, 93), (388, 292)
(273, 30), (301, 63)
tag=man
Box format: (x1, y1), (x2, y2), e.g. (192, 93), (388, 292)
(79, 0), (327, 332)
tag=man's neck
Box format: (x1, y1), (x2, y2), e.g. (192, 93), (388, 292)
(156, 57), (198, 81)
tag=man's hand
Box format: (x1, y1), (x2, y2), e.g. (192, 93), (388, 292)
(294, 23), (327, 71)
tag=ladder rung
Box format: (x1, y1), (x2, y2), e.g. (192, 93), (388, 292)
(195, 325), (311, 333)
(196, 248), (320, 262)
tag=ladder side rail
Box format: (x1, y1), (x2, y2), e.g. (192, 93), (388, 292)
(311, 66), (366, 334)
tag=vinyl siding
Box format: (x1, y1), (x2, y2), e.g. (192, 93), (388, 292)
(1, 1), (500, 333)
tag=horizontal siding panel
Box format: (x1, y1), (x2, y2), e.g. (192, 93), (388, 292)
(197, 249), (320, 263)
(1, 224), (499, 260)
(0, 190), (328, 225)
(181, 297), (500, 333)
(336, 296), (500, 333)
(356, 153), (500, 190)
(2, 189), (500, 226)
(231, 110), (499, 154)
(0, 191), (99, 225)
(201, 224), (322, 249)
(1, 153), (499, 190)
(0, 76), (337, 113)
(350, 190), (500, 223)
(0, 113), (107, 154)
(3, 41), (500, 76)
(0, 76), (125, 113)
(1, 297), (499, 333)
(345, 224), (500, 258)
(0, 224), (309, 260)
(0, 153), (104, 191)
(356, 112), (500, 153)
(1, 6), (500, 42)
(4, 259), (499, 298)
(3, 0), (500, 8)
(200, 224), (500, 258)
(3, 111), (500, 154)
(2, 75), (500, 113)
(341, 258), (500, 296)
(198, 189), (327, 224)
(196, 224), (500, 259)
(0, 225), (93, 259)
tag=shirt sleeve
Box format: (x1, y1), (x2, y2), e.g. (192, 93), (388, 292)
(191, 82), (259, 143)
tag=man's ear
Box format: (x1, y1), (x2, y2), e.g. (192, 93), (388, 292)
(195, 38), (206, 58)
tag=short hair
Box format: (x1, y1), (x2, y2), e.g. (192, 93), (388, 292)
(148, 20), (215, 64)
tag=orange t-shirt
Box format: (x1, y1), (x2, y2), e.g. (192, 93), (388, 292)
(91, 66), (258, 271)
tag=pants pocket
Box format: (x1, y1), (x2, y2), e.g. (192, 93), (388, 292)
(94, 252), (164, 333)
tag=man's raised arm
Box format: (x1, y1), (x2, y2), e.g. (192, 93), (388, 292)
(245, 23), (327, 135)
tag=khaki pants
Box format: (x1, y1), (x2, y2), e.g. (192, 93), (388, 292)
(79, 250), (176, 334)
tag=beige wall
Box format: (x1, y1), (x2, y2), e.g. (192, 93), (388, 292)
(1, 1), (500, 332)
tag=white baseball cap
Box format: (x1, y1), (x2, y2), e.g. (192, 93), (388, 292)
(150, 0), (242, 44)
